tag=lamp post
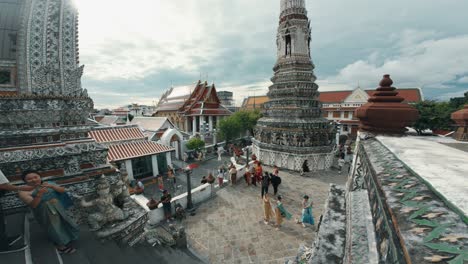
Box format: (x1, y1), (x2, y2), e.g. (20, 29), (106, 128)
(184, 167), (193, 210)
(335, 122), (341, 149)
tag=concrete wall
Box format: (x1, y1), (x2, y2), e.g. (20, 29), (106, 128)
(131, 183), (214, 225)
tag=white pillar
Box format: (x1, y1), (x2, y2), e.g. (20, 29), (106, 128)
(192, 117), (196, 135)
(184, 118), (189, 133)
(125, 159), (134, 181)
(151, 155), (159, 176)
(166, 152), (172, 167)
(216, 116), (220, 127)
(199, 116), (204, 133)
(209, 116), (213, 131)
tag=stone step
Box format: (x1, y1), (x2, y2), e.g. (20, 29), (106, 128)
(28, 219), (61, 264)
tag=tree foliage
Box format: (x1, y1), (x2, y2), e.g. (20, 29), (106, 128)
(412, 95), (467, 134)
(186, 137), (205, 150)
(217, 109), (262, 142)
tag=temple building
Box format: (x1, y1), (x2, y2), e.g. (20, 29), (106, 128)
(252, 0), (335, 171)
(154, 80), (232, 136)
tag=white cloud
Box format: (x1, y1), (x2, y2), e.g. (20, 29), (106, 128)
(458, 76), (468, 84)
(325, 33), (468, 90)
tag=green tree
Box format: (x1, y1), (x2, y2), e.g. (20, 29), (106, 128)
(412, 100), (456, 134)
(128, 114), (134, 122)
(186, 137), (205, 151)
(217, 110), (262, 142)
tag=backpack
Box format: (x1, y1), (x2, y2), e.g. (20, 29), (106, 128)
(277, 176), (282, 185)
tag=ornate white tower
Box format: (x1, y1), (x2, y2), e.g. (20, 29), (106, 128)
(16, 0), (86, 96)
(252, 0), (335, 171)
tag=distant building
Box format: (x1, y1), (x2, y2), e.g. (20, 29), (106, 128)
(321, 87), (423, 137)
(154, 81), (232, 135)
(241, 96), (269, 110)
(112, 107), (130, 117)
(128, 104), (156, 117)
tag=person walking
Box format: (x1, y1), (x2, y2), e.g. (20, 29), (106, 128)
(244, 164), (252, 186)
(217, 167), (224, 187)
(249, 164), (257, 186)
(255, 162), (263, 184)
(229, 165), (237, 185)
(274, 195), (292, 230)
(273, 165), (279, 177)
(270, 173), (281, 195)
(261, 172), (270, 198)
(297, 195), (315, 228)
(161, 190), (172, 223)
(262, 193), (274, 225)
(338, 152), (345, 174)
(167, 165), (176, 189)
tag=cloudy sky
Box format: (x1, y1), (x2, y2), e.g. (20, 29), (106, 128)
(75, 0), (468, 109)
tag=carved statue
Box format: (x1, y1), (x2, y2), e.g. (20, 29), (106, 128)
(304, 135), (311, 146)
(80, 175), (129, 231)
(292, 134), (298, 146)
(111, 171), (132, 210)
(282, 133), (289, 146)
(272, 132), (277, 144)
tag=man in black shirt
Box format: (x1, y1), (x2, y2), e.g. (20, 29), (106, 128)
(161, 190), (172, 223)
(270, 173), (281, 195)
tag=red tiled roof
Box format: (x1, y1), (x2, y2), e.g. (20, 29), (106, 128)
(367, 89), (422, 102)
(107, 141), (174, 161)
(89, 126), (145, 143)
(319, 91), (353, 103)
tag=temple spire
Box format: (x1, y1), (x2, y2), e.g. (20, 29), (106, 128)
(281, 0), (306, 12)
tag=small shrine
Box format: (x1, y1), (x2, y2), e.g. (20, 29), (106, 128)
(451, 105), (468, 141)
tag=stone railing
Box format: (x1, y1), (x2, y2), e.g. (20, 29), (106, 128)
(344, 137), (468, 264)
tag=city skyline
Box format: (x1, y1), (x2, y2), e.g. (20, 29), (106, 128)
(75, 0), (468, 108)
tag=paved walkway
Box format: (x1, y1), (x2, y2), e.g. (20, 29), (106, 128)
(184, 166), (348, 264)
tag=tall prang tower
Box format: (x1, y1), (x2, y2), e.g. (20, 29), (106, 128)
(252, 0), (335, 171)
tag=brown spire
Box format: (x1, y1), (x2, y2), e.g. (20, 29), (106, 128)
(451, 105), (468, 141)
(355, 74), (419, 135)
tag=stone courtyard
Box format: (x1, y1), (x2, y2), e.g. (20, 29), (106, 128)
(184, 165), (347, 264)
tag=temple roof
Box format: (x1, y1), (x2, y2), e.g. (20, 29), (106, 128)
(107, 141), (174, 162)
(241, 96), (270, 110)
(89, 126), (145, 143)
(156, 81), (232, 116)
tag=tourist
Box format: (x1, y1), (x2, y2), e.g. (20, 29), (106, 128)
(255, 161), (263, 183)
(302, 160), (310, 175)
(270, 173), (281, 195)
(244, 164), (252, 186)
(201, 176), (207, 184)
(168, 165), (176, 188)
(274, 195), (292, 230)
(273, 165), (279, 177)
(217, 166), (224, 187)
(0, 169), (34, 253)
(217, 147), (224, 161)
(18, 171), (79, 254)
(183, 152), (188, 162)
(161, 190), (172, 223)
(297, 195), (315, 228)
(206, 172), (215, 184)
(261, 172), (270, 198)
(249, 164), (257, 186)
(262, 193), (274, 225)
(157, 175), (164, 191)
(338, 152), (345, 174)
(229, 165), (237, 185)
(136, 180), (145, 191)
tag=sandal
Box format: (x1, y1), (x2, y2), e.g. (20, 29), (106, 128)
(57, 246), (76, 254)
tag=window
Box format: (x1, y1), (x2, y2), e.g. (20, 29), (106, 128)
(131, 155), (153, 179)
(343, 125), (349, 132)
(344, 112), (349, 118)
(333, 111), (340, 118)
(323, 111), (328, 117)
(0, 70), (11, 85)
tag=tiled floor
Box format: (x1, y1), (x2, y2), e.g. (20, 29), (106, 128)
(184, 166), (348, 264)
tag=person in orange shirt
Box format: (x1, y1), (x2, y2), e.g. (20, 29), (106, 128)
(255, 161), (263, 183)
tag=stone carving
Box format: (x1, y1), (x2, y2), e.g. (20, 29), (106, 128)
(80, 175), (129, 231)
